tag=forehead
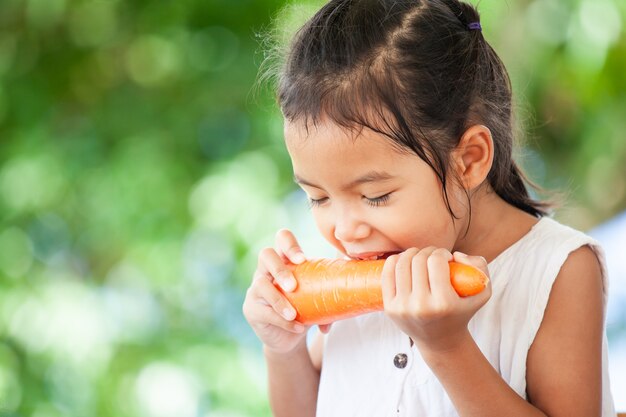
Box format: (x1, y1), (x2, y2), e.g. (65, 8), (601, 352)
(283, 118), (423, 184)
(284, 118), (406, 160)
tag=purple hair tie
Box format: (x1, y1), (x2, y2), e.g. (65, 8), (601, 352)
(468, 22), (482, 31)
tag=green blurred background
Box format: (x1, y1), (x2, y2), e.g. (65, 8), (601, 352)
(0, 0), (624, 416)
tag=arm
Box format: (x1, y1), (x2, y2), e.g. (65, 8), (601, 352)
(265, 336), (322, 417)
(418, 246), (603, 417)
(382, 246), (604, 417)
(526, 245), (603, 415)
(242, 229), (324, 417)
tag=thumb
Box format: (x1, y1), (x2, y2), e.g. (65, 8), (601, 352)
(453, 251), (489, 276)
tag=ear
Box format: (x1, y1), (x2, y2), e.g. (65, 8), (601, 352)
(451, 125), (494, 191)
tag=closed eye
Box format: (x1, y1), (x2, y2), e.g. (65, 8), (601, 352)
(307, 196), (328, 208)
(307, 193), (392, 208)
(364, 193), (391, 207)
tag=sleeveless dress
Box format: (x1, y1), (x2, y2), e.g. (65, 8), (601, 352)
(315, 217), (616, 416)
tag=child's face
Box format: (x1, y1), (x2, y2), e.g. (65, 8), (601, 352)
(285, 118), (467, 260)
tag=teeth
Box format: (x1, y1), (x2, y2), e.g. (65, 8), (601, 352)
(360, 254), (382, 261)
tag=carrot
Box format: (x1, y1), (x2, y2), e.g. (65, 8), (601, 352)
(275, 258), (489, 325)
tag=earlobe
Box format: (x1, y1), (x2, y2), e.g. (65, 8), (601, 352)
(454, 125), (494, 191)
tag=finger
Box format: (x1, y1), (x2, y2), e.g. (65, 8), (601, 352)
(242, 285), (304, 334)
(252, 269), (267, 283)
(381, 254), (399, 301)
(275, 228), (307, 264)
(255, 276), (300, 320)
(427, 248), (456, 299)
(258, 247), (298, 292)
(246, 302), (306, 334)
(411, 246), (438, 297)
(453, 251), (489, 276)
(394, 248), (419, 296)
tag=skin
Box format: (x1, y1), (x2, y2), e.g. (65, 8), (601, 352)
(242, 117), (604, 417)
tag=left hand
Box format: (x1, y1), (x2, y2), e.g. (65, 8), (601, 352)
(381, 247), (492, 353)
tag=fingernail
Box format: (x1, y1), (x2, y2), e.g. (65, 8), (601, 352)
(282, 277), (296, 292)
(292, 252), (306, 264)
(283, 308), (296, 320)
(455, 251), (468, 257)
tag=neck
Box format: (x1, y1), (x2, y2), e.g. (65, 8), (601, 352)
(452, 187), (539, 263)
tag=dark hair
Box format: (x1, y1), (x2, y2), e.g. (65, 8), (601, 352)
(272, 0), (549, 218)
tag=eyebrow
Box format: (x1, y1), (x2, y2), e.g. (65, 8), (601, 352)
(293, 171), (395, 191)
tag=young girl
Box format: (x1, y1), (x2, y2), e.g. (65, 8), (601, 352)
(242, 0), (616, 415)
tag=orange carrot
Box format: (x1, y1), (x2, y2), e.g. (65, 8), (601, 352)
(275, 258), (489, 325)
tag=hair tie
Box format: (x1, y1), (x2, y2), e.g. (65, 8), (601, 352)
(468, 22), (482, 31)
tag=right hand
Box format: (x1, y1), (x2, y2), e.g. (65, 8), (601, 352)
(242, 229), (310, 354)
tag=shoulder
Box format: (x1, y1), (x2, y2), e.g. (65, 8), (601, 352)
(547, 244), (604, 322)
(525, 244), (604, 415)
(535, 218), (607, 296)
(492, 217), (606, 353)
(499, 217), (607, 291)
(532, 217), (598, 249)
(558, 245), (603, 286)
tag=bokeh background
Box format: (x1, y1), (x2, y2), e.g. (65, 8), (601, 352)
(0, 0), (624, 416)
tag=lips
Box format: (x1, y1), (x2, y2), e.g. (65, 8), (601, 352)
(347, 251), (402, 261)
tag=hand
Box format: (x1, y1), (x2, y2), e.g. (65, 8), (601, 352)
(242, 229), (311, 354)
(381, 247), (491, 353)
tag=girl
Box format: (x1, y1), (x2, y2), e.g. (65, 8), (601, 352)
(242, 0), (616, 416)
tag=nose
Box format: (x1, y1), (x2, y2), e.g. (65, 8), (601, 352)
(333, 206), (370, 243)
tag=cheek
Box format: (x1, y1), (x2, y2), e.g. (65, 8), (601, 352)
(445, 184), (471, 222)
(311, 210), (344, 250)
(397, 218), (457, 250)
(311, 210), (330, 238)
(388, 194), (458, 249)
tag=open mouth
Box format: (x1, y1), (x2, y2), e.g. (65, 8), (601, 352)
(349, 251), (402, 261)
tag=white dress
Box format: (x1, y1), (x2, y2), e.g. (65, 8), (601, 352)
(315, 217), (616, 416)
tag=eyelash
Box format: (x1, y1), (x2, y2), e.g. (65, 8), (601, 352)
(366, 193), (391, 207)
(307, 193), (391, 208)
